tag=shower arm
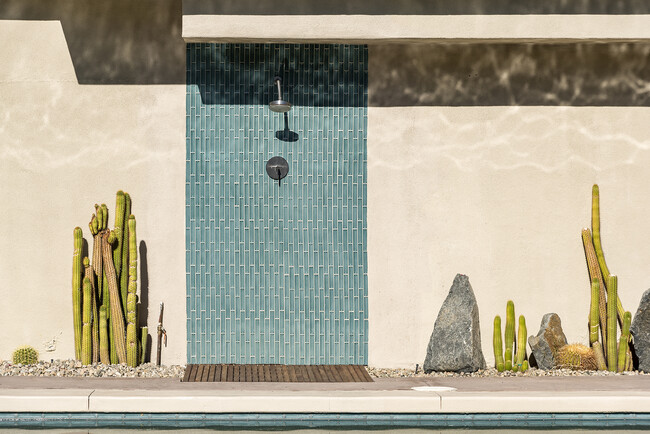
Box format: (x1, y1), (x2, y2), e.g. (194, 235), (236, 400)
(275, 77), (283, 100)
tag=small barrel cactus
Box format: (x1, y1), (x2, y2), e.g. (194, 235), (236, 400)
(556, 343), (597, 370)
(12, 345), (39, 365)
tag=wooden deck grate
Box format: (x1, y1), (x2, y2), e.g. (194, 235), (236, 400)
(182, 364), (373, 383)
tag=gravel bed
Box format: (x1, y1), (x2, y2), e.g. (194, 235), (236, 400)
(0, 360), (185, 378)
(367, 366), (650, 378)
(2, 360), (648, 378)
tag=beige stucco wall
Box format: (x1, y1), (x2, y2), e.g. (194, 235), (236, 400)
(0, 19), (186, 364)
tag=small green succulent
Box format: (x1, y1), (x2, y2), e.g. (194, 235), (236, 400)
(12, 345), (39, 365)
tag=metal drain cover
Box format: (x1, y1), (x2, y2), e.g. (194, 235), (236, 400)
(411, 386), (457, 392)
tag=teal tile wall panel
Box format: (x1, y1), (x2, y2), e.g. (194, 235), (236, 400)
(186, 44), (368, 365)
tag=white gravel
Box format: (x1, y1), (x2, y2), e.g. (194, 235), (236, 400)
(0, 360), (185, 378)
(367, 366), (650, 378)
(2, 360), (648, 378)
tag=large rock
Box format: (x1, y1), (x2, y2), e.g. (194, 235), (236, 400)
(631, 289), (650, 372)
(423, 274), (486, 373)
(527, 313), (567, 370)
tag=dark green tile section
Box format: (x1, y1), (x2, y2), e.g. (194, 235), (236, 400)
(186, 44), (367, 365)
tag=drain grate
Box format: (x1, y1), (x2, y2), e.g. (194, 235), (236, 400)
(182, 364), (373, 383)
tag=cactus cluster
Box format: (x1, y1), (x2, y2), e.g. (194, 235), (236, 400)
(581, 185), (633, 372)
(12, 345), (39, 365)
(493, 301), (528, 372)
(71, 191), (148, 366)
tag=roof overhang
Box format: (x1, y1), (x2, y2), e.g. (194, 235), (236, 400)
(183, 14), (650, 43)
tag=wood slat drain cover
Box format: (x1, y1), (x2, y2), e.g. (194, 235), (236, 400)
(182, 364), (373, 383)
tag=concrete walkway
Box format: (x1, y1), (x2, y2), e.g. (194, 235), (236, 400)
(1, 375), (650, 414)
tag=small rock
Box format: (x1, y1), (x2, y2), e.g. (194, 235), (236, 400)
(631, 289), (650, 372)
(528, 313), (567, 370)
(423, 274), (486, 373)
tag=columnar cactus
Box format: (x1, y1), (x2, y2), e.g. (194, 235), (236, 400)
(618, 311), (632, 372)
(81, 277), (93, 365)
(514, 315), (527, 372)
(113, 191), (127, 314)
(607, 275), (618, 371)
(126, 293), (138, 367)
(102, 230), (128, 364)
(592, 185), (625, 325)
(99, 306), (110, 364)
(72, 227), (83, 361)
(589, 278), (600, 346)
(128, 215), (137, 293)
(83, 257), (99, 364)
(140, 326), (148, 365)
(591, 342), (607, 371)
(591, 185), (610, 280)
(73, 192), (146, 367)
(581, 228), (608, 357)
(493, 316), (505, 372)
(504, 300), (515, 371)
(120, 194), (132, 315)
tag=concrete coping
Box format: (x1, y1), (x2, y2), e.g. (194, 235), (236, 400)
(2, 388), (650, 414)
(182, 14), (650, 43)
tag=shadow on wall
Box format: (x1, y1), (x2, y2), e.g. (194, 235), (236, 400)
(183, 0), (650, 15)
(0, 0), (185, 84)
(189, 44), (367, 107)
(369, 43), (650, 107)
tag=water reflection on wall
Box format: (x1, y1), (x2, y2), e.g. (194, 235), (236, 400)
(369, 43), (650, 106)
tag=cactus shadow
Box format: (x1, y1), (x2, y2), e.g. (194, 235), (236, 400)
(81, 238), (89, 262)
(139, 240), (149, 329)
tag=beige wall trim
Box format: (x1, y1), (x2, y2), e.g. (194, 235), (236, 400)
(183, 14), (650, 43)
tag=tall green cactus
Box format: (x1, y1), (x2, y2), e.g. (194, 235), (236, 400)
(504, 300), (515, 371)
(591, 342), (607, 371)
(99, 306), (110, 364)
(582, 228), (608, 357)
(618, 311), (632, 372)
(589, 278), (600, 345)
(126, 214), (139, 367)
(493, 316), (505, 372)
(515, 315), (528, 372)
(81, 277), (93, 365)
(102, 230), (127, 364)
(75, 194), (144, 367)
(592, 185), (625, 325)
(607, 275), (618, 371)
(83, 258), (99, 364)
(101, 204), (108, 231)
(90, 214), (103, 303)
(120, 193), (132, 324)
(113, 191), (127, 314)
(128, 215), (137, 292)
(72, 227), (83, 361)
(591, 185), (610, 280)
(140, 327), (148, 365)
(126, 293), (138, 367)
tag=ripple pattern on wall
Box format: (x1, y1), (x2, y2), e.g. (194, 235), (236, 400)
(370, 43), (650, 106)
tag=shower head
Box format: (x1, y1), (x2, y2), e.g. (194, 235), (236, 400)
(269, 99), (292, 113)
(269, 77), (292, 113)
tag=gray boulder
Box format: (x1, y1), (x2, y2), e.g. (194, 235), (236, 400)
(423, 274), (486, 373)
(631, 289), (650, 372)
(527, 313), (567, 370)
